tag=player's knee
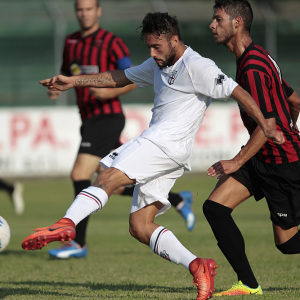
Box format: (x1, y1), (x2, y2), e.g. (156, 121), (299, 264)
(92, 168), (120, 193)
(98, 168), (128, 189)
(129, 223), (146, 244)
(203, 199), (232, 220)
(276, 231), (300, 254)
(129, 217), (151, 245)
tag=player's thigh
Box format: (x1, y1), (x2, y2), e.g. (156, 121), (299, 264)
(71, 153), (101, 180)
(101, 137), (180, 184)
(209, 175), (251, 209)
(92, 167), (135, 195)
(130, 167), (184, 217)
(272, 223), (299, 245)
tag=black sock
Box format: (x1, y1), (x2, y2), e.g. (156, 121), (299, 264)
(73, 180), (90, 247)
(0, 179), (14, 194)
(203, 200), (258, 288)
(168, 192), (182, 207)
(121, 186), (134, 196)
(276, 230), (300, 254)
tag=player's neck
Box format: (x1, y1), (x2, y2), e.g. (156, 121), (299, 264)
(80, 24), (100, 38)
(227, 34), (252, 60)
(173, 43), (187, 64)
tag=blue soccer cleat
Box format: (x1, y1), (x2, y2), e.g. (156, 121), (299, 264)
(179, 190), (195, 231)
(48, 240), (87, 259)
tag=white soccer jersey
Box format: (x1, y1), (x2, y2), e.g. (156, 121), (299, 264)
(125, 47), (238, 170)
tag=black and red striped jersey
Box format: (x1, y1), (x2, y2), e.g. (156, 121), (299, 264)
(61, 28), (132, 121)
(236, 42), (300, 164)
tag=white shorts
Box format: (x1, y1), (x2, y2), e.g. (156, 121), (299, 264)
(100, 137), (184, 216)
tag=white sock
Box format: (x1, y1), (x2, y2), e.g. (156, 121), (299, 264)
(64, 186), (108, 225)
(149, 226), (196, 270)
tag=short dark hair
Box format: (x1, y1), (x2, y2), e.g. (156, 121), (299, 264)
(214, 0), (253, 32)
(75, 0), (100, 8)
(140, 12), (182, 41)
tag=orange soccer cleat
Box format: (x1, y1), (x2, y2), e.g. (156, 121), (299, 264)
(22, 218), (76, 251)
(189, 257), (218, 300)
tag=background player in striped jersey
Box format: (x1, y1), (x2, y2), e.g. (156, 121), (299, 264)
(204, 0), (300, 296)
(47, 0), (195, 259)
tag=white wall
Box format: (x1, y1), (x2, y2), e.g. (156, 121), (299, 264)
(0, 103), (250, 177)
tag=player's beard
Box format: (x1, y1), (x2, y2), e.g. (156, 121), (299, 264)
(158, 43), (176, 69)
(216, 25), (235, 46)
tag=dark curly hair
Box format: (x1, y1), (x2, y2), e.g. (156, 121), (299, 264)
(140, 12), (182, 41)
(213, 0), (253, 32)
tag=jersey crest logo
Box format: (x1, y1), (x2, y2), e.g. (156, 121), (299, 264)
(168, 70), (178, 85)
(216, 74), (225, 85)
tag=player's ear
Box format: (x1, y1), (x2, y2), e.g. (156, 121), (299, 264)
(234, 16), (243, 28)
(170, 35), (179, 48)
(97, 6), (102, 18)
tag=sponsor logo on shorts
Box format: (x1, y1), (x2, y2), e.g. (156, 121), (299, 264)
(81, 142), (91, 148)
(276, 212), (288, 218)
(109, 152), (119, 160)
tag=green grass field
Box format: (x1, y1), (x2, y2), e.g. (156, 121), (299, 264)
(0, 174), (299, 299)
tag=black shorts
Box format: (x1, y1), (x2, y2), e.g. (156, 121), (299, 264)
(232, 156), (300, 229)
(78, 114), (125, 158)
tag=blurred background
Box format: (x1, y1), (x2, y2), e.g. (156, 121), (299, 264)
(1, 0), (299, 106)
(0, 0), (300, 176)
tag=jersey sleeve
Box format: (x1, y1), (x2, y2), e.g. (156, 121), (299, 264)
(241, 70), (276, 119)
(109, 36), (132, 70)
(282, 79), (294, 98)
(187, 56), (237, 100)
(124, 58), (156, 87)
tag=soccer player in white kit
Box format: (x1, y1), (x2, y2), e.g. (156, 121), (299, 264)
(23, 12), (284, 300)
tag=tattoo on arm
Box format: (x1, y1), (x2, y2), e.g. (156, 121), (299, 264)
(75, 72), (115, 88)
(98, 183), (109, 190)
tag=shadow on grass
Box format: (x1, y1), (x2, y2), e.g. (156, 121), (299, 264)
(0, 287), (73, 299)
(0, 281), (194, 298)
(0, 249), (36, 256)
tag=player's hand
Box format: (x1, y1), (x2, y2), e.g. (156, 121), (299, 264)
(90, 87), (115, 100)
(40, 75), (74, 91)
(207, 159), (240, 179)
(265, 129), (285, 145)
(48, 90), (61, 100)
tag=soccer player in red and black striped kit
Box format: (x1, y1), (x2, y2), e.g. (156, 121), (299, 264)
(47, 0), (195, 259)
(203, 0), (300, 296)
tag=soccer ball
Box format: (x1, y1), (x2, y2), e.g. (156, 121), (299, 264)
(0, 216), (11, 252)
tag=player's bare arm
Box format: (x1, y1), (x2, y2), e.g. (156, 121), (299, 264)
(231, 85), (284, 145)
(287, 91), (300, 128)
(90, 84), (136, 100)
(207, 119), (273, 178)
(40, 70), (133, 91)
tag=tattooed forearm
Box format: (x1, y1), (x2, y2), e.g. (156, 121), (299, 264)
(75, 72), (116, 88)
(97, 183), (109, 190)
